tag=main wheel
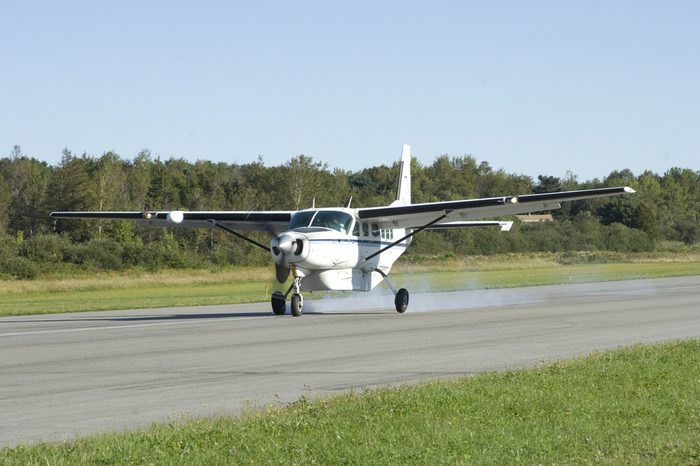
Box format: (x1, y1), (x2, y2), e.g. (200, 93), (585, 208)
(291, 293), (303, 317)
(394, 288), (409, 313)
(271, 291), (286, 315)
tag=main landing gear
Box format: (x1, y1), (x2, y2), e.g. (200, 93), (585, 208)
(270, 276), (304, 316)
(394, 287), (409, 313)
(376, 269), (409, 313)
(270, 272), (410, 316)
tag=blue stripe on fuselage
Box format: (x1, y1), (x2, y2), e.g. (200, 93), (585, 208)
(308, 238), (406, 248)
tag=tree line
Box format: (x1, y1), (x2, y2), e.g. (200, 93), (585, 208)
(0, 145), (698, 278)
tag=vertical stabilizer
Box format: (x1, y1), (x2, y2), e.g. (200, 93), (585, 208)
(395, 144), (411, 205)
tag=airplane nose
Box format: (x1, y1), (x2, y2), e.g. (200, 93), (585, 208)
(277, 234), (295, 254)
(271, 233), (306, 259)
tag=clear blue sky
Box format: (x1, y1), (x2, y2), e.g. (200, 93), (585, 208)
(2, 1), (698, 181)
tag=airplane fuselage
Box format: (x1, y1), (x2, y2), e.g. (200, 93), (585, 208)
(270, 208), (408, 292)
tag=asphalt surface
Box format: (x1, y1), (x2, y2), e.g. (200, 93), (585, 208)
(1, 276), (699, 447)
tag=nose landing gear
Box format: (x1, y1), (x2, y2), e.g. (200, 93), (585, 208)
(290, 293), (303, 317)
(269, 276), (304, 316)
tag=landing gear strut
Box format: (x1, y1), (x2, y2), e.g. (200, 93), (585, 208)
(269, 276), (304, 316)
(375, 269), (410, 313)
(289, 275), (303, 316)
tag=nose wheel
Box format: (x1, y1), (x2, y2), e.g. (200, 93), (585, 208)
(290, 293), (303, 316)
(270, 276), (304, 316)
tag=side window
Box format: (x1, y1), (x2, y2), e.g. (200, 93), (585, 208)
(352, 220), (360, 236)
(372, 223), (380, 237)
(381, 229), (386, 240)
(388, 229), (393, 240)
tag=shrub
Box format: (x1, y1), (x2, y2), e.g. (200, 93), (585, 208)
(137, 233), (192, 269)
(21, 234), (72, 263)
(674, 220), (699, 245)
(209, 239), (270, 266)
(520, 223), (567, 253)
(121, 240), (147, 267)
(0, 234), (20, 260)
(0, 256), (39, 279)
(602, 223), (655, 252)
(64, 239), (124, 271)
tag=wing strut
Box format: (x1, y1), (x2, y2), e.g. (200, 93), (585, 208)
(362, 213), (448, 262)
(208, 220), (270, 252)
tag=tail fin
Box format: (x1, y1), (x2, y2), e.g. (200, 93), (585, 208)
(395, 144), (411, 205)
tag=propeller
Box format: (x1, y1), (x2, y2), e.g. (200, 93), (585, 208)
(270, 234), (299, 283)
(275, 263), (290, 283)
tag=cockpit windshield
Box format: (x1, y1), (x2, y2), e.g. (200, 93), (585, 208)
(311, 211), (354, 234)
(287, 210), (354, 234)
(288, 211), (316, 230)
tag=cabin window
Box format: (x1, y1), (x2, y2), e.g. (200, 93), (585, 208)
(352, 220), (360, 236)
(288, 210), (316, 229)
(311, 211), (354, 234)
(371, 223), (380, 237)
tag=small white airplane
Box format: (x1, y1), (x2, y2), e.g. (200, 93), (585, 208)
(51, 145), (635, 316)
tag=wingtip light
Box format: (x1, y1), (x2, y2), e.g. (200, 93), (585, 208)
(167, 211), (184, 224)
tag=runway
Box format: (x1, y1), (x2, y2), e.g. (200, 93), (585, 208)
(1, 276), (699, 447)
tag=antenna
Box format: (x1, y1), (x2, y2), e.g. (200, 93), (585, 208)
(312, 197), (315, 208)
(347, 196), (353, 208)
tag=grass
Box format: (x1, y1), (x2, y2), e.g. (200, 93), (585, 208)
(1, 253), (700, 316)
(2, 339), (699, 464)
(395, 260), (700, 291)
(0, 268), (278, 316)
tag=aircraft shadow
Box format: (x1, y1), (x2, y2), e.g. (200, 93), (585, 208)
(1, 309), (390, 324)
(1, 312), (268, 323)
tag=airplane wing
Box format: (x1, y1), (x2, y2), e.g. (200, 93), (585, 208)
(358, 186), (635, 229)
(49, 210), (294, 235)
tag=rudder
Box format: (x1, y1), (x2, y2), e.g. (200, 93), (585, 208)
(395, 144), (411, 205)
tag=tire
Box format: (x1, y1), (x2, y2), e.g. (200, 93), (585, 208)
(291, 293), (303, 317)
(271, 291), (286, 315)
(394, 288), (409, 313)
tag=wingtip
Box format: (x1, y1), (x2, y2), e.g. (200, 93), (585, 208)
(623, 186), (636, 194)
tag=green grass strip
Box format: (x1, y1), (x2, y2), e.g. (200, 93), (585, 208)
(2, 339), (699, 464)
